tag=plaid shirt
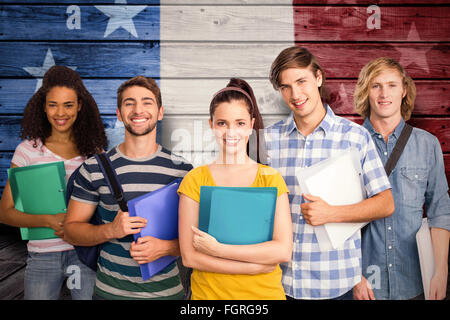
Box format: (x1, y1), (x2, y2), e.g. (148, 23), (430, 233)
(264, 105), (391, 299)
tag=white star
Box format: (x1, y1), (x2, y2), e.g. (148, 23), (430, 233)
(396, 23), (429, 74)
(95, 0), (147, 38)
(23, 48), (77, 91)
(338, 83), (350, 107)
(406, 22), (421, 41)
(397, 45), (430, 74)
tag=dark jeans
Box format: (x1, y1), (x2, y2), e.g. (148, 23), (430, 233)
(409, 293), (425, 300)
(286, 289), (353, 301)
(92, 293), (106, 300)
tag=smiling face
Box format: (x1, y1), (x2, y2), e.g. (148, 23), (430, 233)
(278, 67), (324, 123)
(210, 100), (255, 161)
(44, 86), (81, 135)
(368, 68), (406, 123)
(117, 85), (164, 137)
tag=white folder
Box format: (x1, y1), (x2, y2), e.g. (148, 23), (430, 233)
(416, 218), (435, 300)
(296, 149), (368, 251)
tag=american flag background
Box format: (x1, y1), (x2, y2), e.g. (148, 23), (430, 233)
(0, 0), (449, 301)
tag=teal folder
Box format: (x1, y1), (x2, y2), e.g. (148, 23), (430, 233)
(8, 161), (67, 240)
(199, 186), (277, 245)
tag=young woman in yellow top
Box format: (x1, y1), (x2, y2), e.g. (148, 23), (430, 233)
(177, 78), (293, 300)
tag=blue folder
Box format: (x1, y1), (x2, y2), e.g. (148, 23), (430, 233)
(199, 186), (277, 245)
(127, 178), (182, 281)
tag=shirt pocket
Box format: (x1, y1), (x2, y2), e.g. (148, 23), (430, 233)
(399, 167), (427, 205)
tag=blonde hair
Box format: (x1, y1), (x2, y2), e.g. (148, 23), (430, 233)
(354, 57), (416, 120)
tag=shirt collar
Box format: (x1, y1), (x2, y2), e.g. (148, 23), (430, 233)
(362, 117), (405, 140)
(283, 103), (334, 137)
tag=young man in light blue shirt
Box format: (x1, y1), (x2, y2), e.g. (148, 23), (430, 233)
(264, 46), (395, 300)
(353, 57), (450, 300)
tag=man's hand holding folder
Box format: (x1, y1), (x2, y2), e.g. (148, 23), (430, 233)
(300, 193), (336, 226)
(103, 209), (173, 266)
(107, 210), (147, 240)
(130, 236), (165, 265)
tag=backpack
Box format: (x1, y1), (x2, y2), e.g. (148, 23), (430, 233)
(66, 152), (127, 271)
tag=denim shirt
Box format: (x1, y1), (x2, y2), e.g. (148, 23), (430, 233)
(362, 118), (450, 300)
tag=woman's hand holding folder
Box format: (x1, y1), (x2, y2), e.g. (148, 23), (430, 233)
(191, 226), (220, 256)
(49, 213), (66, 238)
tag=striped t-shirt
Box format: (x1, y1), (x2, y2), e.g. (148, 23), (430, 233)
(70, 145), (193, 300)
(11, 139), (84, 253)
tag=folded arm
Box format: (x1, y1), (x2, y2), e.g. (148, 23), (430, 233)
(178, 194), (278, 275)
(191, 192), (292, 265)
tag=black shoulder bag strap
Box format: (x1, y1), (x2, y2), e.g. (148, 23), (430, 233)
(384, 123), (413, 177)
(95, 153), (128, 212)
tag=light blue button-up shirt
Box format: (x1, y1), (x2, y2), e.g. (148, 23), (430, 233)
(362, 118), (450, 300)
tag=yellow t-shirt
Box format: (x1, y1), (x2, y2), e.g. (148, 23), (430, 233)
(177, 163), (289, 300)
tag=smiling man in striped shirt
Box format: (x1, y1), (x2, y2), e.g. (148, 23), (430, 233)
(64, 76), (193, 300)
(264, 46), (395, 300)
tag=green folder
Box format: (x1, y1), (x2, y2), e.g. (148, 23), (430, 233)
(199, 186), (277, 245)
(8, 161), (67, 240)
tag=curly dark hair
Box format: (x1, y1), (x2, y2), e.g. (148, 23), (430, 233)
(20, 66), (107, 157)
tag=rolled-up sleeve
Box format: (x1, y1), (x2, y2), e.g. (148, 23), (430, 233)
(425, 136), (450, 231)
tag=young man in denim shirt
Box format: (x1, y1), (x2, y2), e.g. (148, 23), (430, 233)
(264, 47), (395, 300)
(353, 57), (450, 300)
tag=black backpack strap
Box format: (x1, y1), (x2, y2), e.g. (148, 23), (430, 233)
(95, 153), (128, 212)
(384, 123), (413, 177)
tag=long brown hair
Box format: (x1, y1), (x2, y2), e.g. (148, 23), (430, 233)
(20, 66), (107, 157)
(209, 78), (265, 163)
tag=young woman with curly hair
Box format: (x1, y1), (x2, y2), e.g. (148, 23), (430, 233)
(0, 65), (107, 300)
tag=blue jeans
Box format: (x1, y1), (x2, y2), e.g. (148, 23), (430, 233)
(24, 249), (96, 300)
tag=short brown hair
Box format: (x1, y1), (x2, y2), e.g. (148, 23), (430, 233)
(117, 76), (162, 109)
(269, 46), (328, 100)
(354, 57), (416, 120)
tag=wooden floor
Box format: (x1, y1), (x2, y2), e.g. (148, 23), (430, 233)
(0, 226), (27, 300)
(0, 224), (71, 300)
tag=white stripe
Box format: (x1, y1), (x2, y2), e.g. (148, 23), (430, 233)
(95, 279), (184, 299)
(160, 0), (292, 4)
(114, 164), (187, 176)
(160, 42), (292, 78)
(100, 250), (136, 267)
(98, 262), (180, 284)
(160, 5), (294, 41)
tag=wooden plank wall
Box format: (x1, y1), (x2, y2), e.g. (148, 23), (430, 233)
(0, 0), (449, 198)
